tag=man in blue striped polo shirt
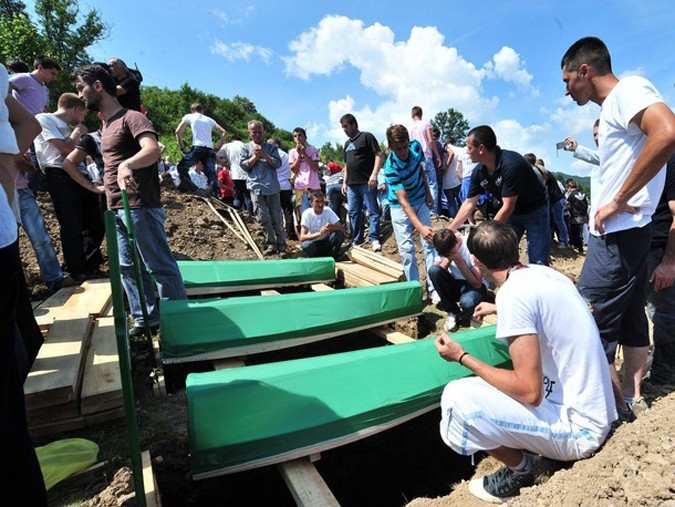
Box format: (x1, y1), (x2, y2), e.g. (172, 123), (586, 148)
(383, 124), (438, 302)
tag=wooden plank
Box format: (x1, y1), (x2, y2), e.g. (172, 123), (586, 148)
(25, 316), (93, 410)
(81, 317), (123, 415)
(337, 261), (398, 285)
(29, 406), (125, 438)
(142, 450), (163, 507)
(337, 268), (373, 288)
(351, 245), (405, 271)
(33, 286), (79, 329)
(260, 289), (281, 296)
(60, 279), (112, 317)
(310, 283), (334, 292)
(213, 358), (246, 370)
(369, 327), (416, 344)
(278, 458), (340, 507)
(348, 247), (405, 280)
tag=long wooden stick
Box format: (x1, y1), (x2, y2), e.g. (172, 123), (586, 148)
(209, 198), (265, 259)
(193, 196), (247, 245)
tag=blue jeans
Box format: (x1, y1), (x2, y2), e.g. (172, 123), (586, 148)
(551, 198), (569, 245)
(115, 208), (187, 328)
(428, 264), (486, 315)
(177, 146), (218, 197)
(422, 158), (439, 214)
(326, 183), (346, 224)
(18, 188), (62, 284)
(508, 203), (551, 266)
(390, 203), (437, 295)
(443, 185), (461, 218)
(459, 177), (472, 203)
(347, 184), (380, 244)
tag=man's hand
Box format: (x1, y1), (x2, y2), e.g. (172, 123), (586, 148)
(435, 334), (464, 362)
(473, 302), (497, 321)
(593, 200), (638, 234)
(117, 161), (137, 192)
(72, 123), (88, 138)
(651, 260), (675, 291)
(368, 175), (377, 189)
(563, 137), (578, 152)
(418, 225), (435, 243)
(341, 182), (348, 196)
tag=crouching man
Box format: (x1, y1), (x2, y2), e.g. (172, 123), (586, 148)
(299, 190), (345, 259)
(435, 220), (616, 503)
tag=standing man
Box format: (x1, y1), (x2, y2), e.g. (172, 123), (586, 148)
(34, 93), (105, 282)
(107, 58), (142, 112)
(340, 113), (383, 251)
(8, 55), (60, 115)
(240, 120), (286, 256)
(561, 36), (675, 418)
(645, 154), (675, 386)
(219, 135), (250, 212)
(289, 127), (321, 217)
(175, 103), (228, 197)
(409, 106), (441, 214)
(72, 64), (187, 337)
(449, 125), (551, 266)
(563, 119), (600, 166)
(435, 221), (616, 504)
(268, 137), (297, 240)
(383, 124), (439, 302)
(441, 136), (463, 218)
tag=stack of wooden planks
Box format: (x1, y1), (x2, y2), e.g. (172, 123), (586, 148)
(26, 280), (125, 437)
(336, 245), (405, 287)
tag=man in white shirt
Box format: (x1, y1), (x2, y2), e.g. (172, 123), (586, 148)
(561, 36), (675, 419)
(299, 189), (345, 259)
(218, 135), (250, 212)
(35, 92), (104, 282)
(435, 220), (616, 503)
(175, 103), (227, 196)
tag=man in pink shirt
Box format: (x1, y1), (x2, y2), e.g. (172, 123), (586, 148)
(289, 127), (321, 219)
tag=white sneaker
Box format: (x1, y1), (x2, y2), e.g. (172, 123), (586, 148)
(372, 240), (382, 252)
(444, 312), (459, 332)
(430, 291), (441, 305)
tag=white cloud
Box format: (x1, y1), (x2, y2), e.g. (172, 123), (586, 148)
(212, 4), (255, 26)
(284, 15), (523, 145)
(484, 46), (538, 96)
(210, 41), (274, 63)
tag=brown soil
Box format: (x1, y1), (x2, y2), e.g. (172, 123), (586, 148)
(22, 188), (675, 506)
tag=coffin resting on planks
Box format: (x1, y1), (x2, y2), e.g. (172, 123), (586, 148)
(186, 325), (509, 479)
(160, 281), (424, 364)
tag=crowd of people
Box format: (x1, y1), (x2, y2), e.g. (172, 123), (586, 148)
(1, 34), (674, 504)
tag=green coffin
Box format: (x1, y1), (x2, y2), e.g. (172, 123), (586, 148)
(187, 325), (509, 479)
(161, 281), (423, 363)
(178, 258), (336, 295)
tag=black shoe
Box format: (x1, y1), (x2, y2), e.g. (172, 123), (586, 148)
(469, 461), (537, 503)
(177, 178), (199, 193)
(129, 325), (160, 338)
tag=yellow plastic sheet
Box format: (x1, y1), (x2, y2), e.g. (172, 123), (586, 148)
(36, 438), (99, 490)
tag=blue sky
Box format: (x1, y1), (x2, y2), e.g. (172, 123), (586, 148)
(38, 0), (675, 176)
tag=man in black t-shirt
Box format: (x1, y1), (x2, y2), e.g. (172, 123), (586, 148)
(645, 153), (675, 385)
(450, 125), (551, 265)
(340, 113), (384, 250)
(108, 58), (142, 111)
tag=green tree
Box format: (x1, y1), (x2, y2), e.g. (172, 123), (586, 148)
(0, 0), (107, 109)
(319, 141), (345, 165)
(430, 108), (470, 146)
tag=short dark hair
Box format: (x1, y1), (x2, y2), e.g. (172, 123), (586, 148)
(433, 228), (458, 257)
(411, 105), (423, 118)
(467, 125), (497, 151)
(447, 136), (456, 145)
(34, 56), (60, 71)
(385, 124), (409, 147)
(71, 64), (117, 96)
(310, 189), (324, 201)
(523, 153), (536, 165)
(340, 113), (357, 128)
(431, 126), (441, 138)
(561, 36), (612, 75)
(566, 178), (578, 189)
(6, 59), (29, 73)
(467, 221), (520, 270)
(293, 127), (307, 137)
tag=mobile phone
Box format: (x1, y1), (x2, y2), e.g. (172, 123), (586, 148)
(556, 141), (565, 150)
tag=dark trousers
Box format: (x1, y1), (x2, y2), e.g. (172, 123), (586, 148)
(233, 179), (252, 213)
(177, 146), (217, 196)
(279, 189), (296, 239)
(0, 239), (48, 503)
(45, 167), (104, 277)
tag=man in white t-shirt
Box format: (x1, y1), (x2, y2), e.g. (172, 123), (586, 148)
(435, 220), (616, 504)
(175, 103), (228, 196)
(561, 36), (675, 420)
(409, 106), (441, 214)
(428, 228), (487, 332)
(218, 136), (250, 212)
(299, 189), (345, 259)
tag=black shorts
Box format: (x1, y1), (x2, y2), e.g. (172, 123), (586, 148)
(578, 225), (651, 362)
